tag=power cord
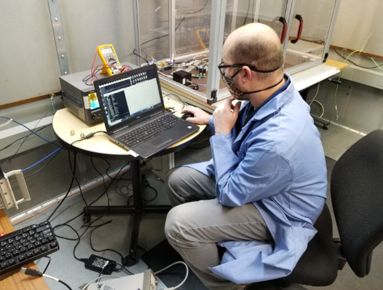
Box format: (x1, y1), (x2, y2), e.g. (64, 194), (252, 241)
(155, 261), (189, 290)
(45, 131), (107, 222)
(21, 267), (72, 290)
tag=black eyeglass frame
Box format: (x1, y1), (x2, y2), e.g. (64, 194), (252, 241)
(217, 62), (281, 76)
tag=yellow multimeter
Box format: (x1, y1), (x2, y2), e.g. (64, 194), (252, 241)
(97, 44), (122, 76)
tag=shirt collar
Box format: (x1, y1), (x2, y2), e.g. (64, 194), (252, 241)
(250, 73), (292, 121)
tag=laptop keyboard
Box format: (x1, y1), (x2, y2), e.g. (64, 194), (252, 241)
(117, 114), (184, 148)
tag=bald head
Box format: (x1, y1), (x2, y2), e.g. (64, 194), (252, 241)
(223, 23), (284, 77)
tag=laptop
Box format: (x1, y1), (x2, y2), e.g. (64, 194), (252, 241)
(94, 64), (199, 158)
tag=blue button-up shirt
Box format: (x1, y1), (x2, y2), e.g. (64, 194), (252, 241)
(189, 74), (327, 284)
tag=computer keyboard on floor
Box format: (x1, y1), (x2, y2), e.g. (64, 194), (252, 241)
(0, 221), (59, 276)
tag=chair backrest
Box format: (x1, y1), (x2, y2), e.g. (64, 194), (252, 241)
(331, 129), (383, 277)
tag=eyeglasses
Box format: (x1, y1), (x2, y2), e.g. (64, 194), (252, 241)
(217, 62), (281, 76)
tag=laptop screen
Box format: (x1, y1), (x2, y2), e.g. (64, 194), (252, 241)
(95, 64), (164, 131)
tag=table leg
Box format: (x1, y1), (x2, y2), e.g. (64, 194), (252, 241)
(82, 159), (171, 266)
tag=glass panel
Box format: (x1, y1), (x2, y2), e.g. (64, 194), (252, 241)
(174, 0), (212, 56)
(137, 0), (214, 62)
(285, 0), (337, 71)
(138, 0), (170, 62)
(224, 0), (290, 44)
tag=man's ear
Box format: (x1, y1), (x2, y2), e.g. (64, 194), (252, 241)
(241, 66), (252, 83)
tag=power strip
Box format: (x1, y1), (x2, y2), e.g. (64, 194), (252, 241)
(87, 269), (157, 290)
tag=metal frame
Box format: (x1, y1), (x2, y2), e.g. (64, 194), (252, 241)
(206, 0), (227, 103)
(169, 0), (176, 62)
(133, 0), (141, 65)
(47, 0), (70, 76)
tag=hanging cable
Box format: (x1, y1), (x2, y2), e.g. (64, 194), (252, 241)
(22, 146), (63, 172)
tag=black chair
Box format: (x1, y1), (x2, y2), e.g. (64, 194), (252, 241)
(250, 129), (383, 289)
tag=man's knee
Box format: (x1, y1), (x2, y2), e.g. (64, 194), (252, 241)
(165, 168), (186, 206)
(165, 168), (182, 192)
(164, 205), (185, 243)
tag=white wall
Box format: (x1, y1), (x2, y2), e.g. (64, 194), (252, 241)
(331, 0), (383, 56)
(0, 0), (136, 106)
(329, 0), (383, 90)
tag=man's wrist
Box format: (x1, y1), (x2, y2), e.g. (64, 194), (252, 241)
(213, 132), (232, 138)
(215, 130), (231, 135)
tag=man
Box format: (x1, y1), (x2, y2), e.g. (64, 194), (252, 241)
(164, 23), (327, 290)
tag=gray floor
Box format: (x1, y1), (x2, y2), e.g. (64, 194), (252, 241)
(5, 124), (383, 289)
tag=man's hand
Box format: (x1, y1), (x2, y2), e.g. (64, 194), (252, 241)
(181, 106), (210, 125)
(213, 97), (241, 135)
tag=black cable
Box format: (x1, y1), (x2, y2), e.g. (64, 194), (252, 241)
(24, 143), (65, 179)
(56, 211), (133, 277)
(45, 144), (78, 223)
(144, 182), (158, 202)
(0, 124), (52, 153)
(103, 159), (115, 180)
(88, 221), (125, 261)
(67, 149), (89, 207)
(333, 48), (383, 69)
(45, 134), (102, 222)
(66, 132), (110, 208)
(122, 177), (158, 205)
(42, 256), (51, 274)
(47, 159), (134, 273)
(114, 168), (132, 198)
(243, 0), (251, 25)
(53, 223), (83, 261)
(91, 157), (110, 208)
(7, 103), (58, 161)
(53, 215), (107, 262)
(44, 136), (135, 273)
(137, 245), (148, 255)
(82, 67), (103, 86)
(46, 131), (109, 222)
(114, 262), (133, 275)
(174, 0), (210, 32)
(56, 211), (84, 228)
(87, 161), (131, 207)
(58, 280), (72, 290)
(133, 49), (150, 63)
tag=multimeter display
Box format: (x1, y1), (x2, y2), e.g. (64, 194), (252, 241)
(101, 47), (114, 56)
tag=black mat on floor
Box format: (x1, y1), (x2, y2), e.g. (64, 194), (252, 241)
(141, 239), (208, 290)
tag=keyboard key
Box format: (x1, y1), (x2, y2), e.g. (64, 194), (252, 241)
(0, 261), (8, 269)
(8, 258), (16, 265)
(36, 225), (50, 233)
